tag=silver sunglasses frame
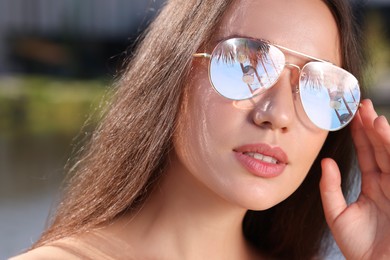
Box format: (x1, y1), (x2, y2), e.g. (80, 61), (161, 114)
(192, 37), (361, 131)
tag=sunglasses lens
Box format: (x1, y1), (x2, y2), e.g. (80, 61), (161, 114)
(209, 38), (285, 100)
(299, 62), (360, 131)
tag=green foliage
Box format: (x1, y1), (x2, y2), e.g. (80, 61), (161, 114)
(363, 10), (390, 120)
(0, 76), (108, 138)
(363, 10), (390, 87)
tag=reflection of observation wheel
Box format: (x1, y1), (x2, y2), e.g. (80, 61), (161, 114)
(239, 63), (264, 94)
(239, 59), (277, 94)
(329, 89), (344, 109)
(330, 99), (342, 109)
(339, 113), (352, 124)
(328, 88), (354, 124)
(242, 65), (255, 84)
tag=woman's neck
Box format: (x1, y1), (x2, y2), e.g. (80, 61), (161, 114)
(103, 158), (260, 259)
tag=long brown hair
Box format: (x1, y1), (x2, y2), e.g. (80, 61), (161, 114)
(35, 0), (365, 259)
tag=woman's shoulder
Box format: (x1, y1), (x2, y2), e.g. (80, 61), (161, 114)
(10, 230), (133, 260)
(9, 235), (113, 260)
(9, 243), (83, 260)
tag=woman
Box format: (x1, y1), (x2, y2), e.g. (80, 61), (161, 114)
(12, 0), (390, 259)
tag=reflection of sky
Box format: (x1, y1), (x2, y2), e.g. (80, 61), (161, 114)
(301, 74), (360, 130)
(210, 60), (253, 99)
(301, 85), (333, 129)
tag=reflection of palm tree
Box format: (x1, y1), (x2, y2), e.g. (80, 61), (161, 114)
(214, 39), (273, 94)
(214, 38), (269, 67)
(301, 69), (324, 91)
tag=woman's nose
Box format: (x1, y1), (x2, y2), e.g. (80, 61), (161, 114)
(251, 69), (298, 131)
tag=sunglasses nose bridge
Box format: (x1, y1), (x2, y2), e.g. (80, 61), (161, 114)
(282, 62), (302, 93)
(285, 62), (301, 73)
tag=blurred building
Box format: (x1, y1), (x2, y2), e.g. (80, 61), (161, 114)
(0, 0), (389, 80)
(369, 0), (390, 6)
(0, 0), (165, 77)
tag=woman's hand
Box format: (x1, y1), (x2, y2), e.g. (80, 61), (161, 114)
(320, 99), (390, 259)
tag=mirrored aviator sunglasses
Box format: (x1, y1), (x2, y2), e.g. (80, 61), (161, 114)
(193, 37), (361, 131)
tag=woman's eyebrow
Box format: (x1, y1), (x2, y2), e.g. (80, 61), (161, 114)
(215, 34), (273, 45)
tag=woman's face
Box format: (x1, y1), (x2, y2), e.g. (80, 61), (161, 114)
(172, 0), (340, 210)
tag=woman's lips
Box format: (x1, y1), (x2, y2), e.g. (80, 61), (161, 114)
(233, 143), (288, 178)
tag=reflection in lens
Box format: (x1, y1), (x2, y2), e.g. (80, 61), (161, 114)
(209, 38), (285, 100)
(299, 62), (360, 131)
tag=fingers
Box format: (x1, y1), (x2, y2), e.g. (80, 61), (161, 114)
(351, 101), (378, 173)
(374, 115), (390, 158)
(320, 158), (347, 226)
(352, 99), (390, 174)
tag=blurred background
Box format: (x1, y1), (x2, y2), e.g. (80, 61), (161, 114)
(0, 0), (389, 259)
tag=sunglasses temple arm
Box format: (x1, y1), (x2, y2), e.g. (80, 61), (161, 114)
(193, 53), (211, 58)
(274, 44), (330, 63)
